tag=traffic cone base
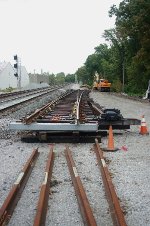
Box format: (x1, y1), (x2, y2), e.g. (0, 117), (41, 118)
(103, 147), (119, 152)
(103, 125), (119, 152)
(140, 129), (149, 135)
(139, 115), (149, 135)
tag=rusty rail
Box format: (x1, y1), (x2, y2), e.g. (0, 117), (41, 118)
(76, 90), (84, 124)
(24, 90), (75, 124)
(33, 146), (54, 226)
(0, 149), (39, 225)
(94, 139), (127, 226)
(65, 146), (97, 226)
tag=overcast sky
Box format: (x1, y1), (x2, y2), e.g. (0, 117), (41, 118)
(0, 0), (121, 74)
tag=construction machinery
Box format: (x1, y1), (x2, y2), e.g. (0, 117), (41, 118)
(93, 72), (99, 90)
(93, 72), (111, 92)
(98, 79), (111, 92)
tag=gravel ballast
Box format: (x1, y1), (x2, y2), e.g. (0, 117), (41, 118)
(0, 87), (150, 226)
(90, 91), (150, 226)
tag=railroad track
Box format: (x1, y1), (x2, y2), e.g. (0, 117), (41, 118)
(0, 87), (52, 104)
(9, 88), (141, 142)
(0, 140), (127, 226)
(0, 85), (65, 112)
(0, 86), (57, 100)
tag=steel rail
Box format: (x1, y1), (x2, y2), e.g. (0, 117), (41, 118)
(0, 86), (53, 98)
(0, 149), (39, 225)
(76, 90), (84, 124)
(88, 101), (104, 115)
(24, 89), (75, 124)
(65, 146), (97, 226)
(0, 88), (59, 113)
(33, 146), (54, 226)
(94, 139), (127, 226)
(0, 87), (54, 104)
(0, 84), (66, 113)
(0, 84), (64, 99)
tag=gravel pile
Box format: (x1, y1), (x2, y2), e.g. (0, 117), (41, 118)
(0, 88), (150, 226)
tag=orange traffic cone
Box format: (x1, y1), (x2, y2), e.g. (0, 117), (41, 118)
(103, 125), (118, 152)
(139, 115), (149, 135)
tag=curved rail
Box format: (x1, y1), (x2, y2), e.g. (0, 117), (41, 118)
(9, 88), (141, 134)
(24, 89), (75, 124)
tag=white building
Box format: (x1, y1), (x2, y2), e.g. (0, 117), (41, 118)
(29, 74), (49, 84)
(21, 66), (29, 88)
(0, 61), (29, 89)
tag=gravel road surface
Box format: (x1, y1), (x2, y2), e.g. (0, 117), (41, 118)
(0, 87), (150, 226)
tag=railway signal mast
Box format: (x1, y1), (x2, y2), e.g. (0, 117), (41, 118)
(14, 55), (21, 90)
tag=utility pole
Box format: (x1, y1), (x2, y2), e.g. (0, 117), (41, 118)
(120, 44), (125, 93)
(122, 60), (125, 93)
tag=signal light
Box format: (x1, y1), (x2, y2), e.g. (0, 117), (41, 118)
(14, 73), (18, 77)
(14, 63), (18, 69)
(14, 55), (18, 60)
(14, 55), (18, 77)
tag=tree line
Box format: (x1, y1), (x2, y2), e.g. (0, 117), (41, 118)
(47, 72), (75, 84)
(76, 0), (150, 95)
(30, 0), (149, 96)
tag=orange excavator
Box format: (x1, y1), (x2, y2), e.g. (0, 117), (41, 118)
(98, 78), (111, 92)
(93, 72), (111, 92)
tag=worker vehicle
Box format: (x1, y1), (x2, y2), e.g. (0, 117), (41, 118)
(93, 81), (99, 90)
(93, 72), (111, 92)
(93, 72), (99, 90)
(93, 78), (111, 92)
(98, 79), (111, 92)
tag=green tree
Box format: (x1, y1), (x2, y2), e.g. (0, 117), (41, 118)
(55, 72), (65, 84)
(84, 54), (101, 79)
(48, 73), (55, 85)
(94, 43), (119, 82)
(75, 66), (90, 85)
(103, 29), (126, 89)
(109, 0), (150, 94)
(65, 74), (75, 83)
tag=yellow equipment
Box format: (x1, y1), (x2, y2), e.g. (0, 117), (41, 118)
(93, 72), (111, 92)
(98, 79), (111, 92)
(93, 72), (99, 90)
(93, 81), (99, 90)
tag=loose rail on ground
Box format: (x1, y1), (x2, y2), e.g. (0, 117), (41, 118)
(0, 141), (128, 226)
